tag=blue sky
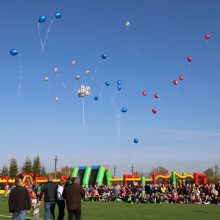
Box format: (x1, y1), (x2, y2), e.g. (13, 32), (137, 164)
(1, 0), (220, 175)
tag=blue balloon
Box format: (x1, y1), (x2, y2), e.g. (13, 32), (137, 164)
(55, 12), (62, 19)
(134, 138), (138, 144)
(105, 82), (110, 86)
(10, 49), (18, 56)
(117, 80), (122, 85)
(121, 107), (127, 113)
(117, 86), (122, 91)
(94, 96), (98, 101)
(101, 54), (107, 59)
(39, 16), (46, 23)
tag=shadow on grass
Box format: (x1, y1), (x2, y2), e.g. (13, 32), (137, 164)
(195, 211), (209, 214)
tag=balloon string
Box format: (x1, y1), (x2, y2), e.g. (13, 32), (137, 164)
(56, 75), (70, 94)
(91, 60), (102, 83)
(82, 98), (86, 127)
(37, 23), (44, 51)
(99, 85), (104, 105)
(48, 80), (51, 98)
(127, 29), (139, 56)
(18, 53), (23, 96)
(132, 146), (137, 166)
(111, 98), (121, 145)
(41, 19), (54, 53)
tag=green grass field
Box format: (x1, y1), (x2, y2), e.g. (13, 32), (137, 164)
(1, 197), (220, 220)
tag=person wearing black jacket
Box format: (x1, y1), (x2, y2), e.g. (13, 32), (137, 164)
(8, 179), (31, 220)
(62, 177), (85, 220)
(39, 176), (57, 220)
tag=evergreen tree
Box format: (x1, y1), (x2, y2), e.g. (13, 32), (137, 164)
(40, 166), (47, 176)
(9, 158), (19, 178)
(22, 156), (32, 173)
(32, 156), (41, 175)
(1, 165), (9, 176)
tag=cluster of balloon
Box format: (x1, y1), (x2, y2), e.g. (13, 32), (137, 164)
(117, 80), (122, 91)
(38, 12), (62, 53)
(105, 81), (110, 86)
(121, 107), (127, 113)
(142, 91), (147, 96)
(152, 108), (157, 114)
(101, 54), (107, 59)
(125, 20), (130, 29)
(133, 138), (138, 144)
(94, 96), (98, 101)
(77, 85), (91, 98)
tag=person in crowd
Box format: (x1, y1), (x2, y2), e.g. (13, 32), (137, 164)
(62, 177), (85, 220)
(8, 179), (31, 220)
(57, 180), (66, 220)
(5, 184), (9, 197)
(31, 191), (40, 220)
(39, 176), (57, 220)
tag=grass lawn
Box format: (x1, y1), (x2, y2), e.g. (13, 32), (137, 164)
(1, 197), (220, 220)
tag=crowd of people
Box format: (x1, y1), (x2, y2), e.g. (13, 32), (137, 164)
(6, 178), (220, 220)
(83, 182), (220, 205)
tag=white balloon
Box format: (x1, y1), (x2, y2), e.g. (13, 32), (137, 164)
(71, 60), (76, 66)
(75, 75), (80, 80)
(44, 76), (49, 81)
(85, 70), (90, 75)
(54, 67), (59, 73)
(125, 20), (130, 29)
(54, 96), (59, 102)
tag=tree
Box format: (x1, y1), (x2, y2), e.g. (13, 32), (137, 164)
(214, 164), (219, 181)
(60, 166), (71, 177)
(32, 156), (41, 175)
(40, 166), (47, 176)
(204, 167), (215, 182)
(9, 158), (19, 178)
(21, 156), (32, 173)
(1, 165), (9, 176)
(148, 166), (169, 176)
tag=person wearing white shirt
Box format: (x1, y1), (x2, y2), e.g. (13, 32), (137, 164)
(57, 180), (66, 220)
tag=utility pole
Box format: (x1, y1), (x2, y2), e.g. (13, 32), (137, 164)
(131, 164), (134, 174)
(113, 165), (116, 177)
(54, 155), (58, 178)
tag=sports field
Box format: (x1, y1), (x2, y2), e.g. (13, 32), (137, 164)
(1, 197), (220, 220)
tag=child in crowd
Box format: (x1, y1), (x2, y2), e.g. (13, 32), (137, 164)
(31, 191), (40, 220)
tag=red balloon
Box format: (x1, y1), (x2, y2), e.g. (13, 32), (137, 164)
(173, 80), (178, 85)
(187, 56), (192, 62)
(152, 108), (157, 114)
(142, 91), (147, 96)
(154, 93), (159, 99)
(179, 75), (184, 81)
(205, 34), (210, 40)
